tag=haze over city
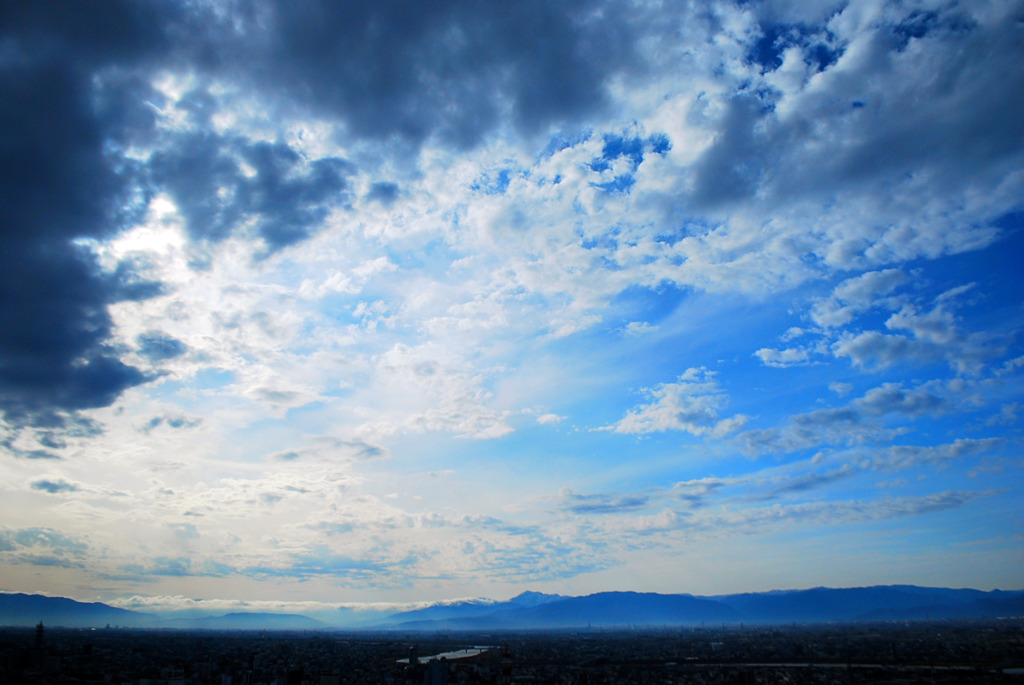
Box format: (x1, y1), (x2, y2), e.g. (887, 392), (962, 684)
(1, 0), (1021, 621)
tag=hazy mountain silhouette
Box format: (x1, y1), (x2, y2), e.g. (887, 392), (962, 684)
(508, 590), (567, 607)
(715, 586), (989, 622)
(386, 590), (566, 627)
(0, 593), (155, 628)
(510, 591), (739, 628)
(0, 594), (327, 630)
(385, 586), (1024, 630)
(166, 612), (327, 631)
(3, 586), (1022, 630)
(387, 591), (737, 629)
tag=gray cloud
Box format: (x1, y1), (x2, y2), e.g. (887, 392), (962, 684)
(560, 490), (651, 515)
(872, 489), (993, 519)
(141, 414), (202, 433)
(243, 547), (388, 582)
(151, 557), (192, 576)
(19, 450), (62, 461)
(115, 556), (194, 580)
(0, 526), (89, 563)
(694, 3), (1024, 213)
(366, 182), (400, 207)
(31, 479), (79, 494)
(0, 434), (62, 460)
(690, 93), (767, 209)
(871, 438), (1003, 472)
(672, 477), (734, 508)
(740, 436), (1003, 507)
(136, 332), (187, 362)
(832, 325), (1002, 374)
(150, 134), (353, 253)
(740, 405), (880, 455)
(722, 489), (992, 535)
(811, 269), (909, 328)
(755, 464), (857, 501)
(855, 382), (951, 417)
(267, 438), (387, 463)
(619, 485), (994, 541)
(246, 1), (640, 148)
(738, 379), (959, 456)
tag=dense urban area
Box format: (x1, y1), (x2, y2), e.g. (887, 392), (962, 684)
(1, 619), (1022, 684)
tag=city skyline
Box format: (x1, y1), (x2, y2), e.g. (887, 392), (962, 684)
(1, 0), (1021, 615)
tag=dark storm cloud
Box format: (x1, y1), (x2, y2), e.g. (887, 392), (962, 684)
(150, 133), (354, 251)
(0, 1), (189, 425)
(0, 3), (308, 423)
(249, 0), (640, 148)
(0, 0), (643, 426)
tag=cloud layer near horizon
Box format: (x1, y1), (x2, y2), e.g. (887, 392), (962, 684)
(1, 0), (1021, 605)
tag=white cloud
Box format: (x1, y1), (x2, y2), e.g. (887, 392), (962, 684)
(373, 344), (513, 440)
(605, 367), (748, 436)
(755, 346), (812, 368)
(622, 321), (658, 337)
(832, 298), (1005, 374)
(811, 269), (908, 328)
(829, 382), (853, 395)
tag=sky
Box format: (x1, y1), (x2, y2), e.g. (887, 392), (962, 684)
(1, 0), (1022, 618)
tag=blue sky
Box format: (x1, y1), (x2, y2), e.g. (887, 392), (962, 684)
(1, 0), (1022, 617)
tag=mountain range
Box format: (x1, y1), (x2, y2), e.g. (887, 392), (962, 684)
(2, 586), (1021, 631)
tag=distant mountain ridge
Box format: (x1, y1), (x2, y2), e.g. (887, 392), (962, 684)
(166, 612), (327, 631)
(711, 586), (1022, 623)
(2, 586), (1021, 631)
(0, 593), (154, 628)
(0, 594), (322, 631)
(388, 591), (740, 630)
(383, 586), (1024, 630)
